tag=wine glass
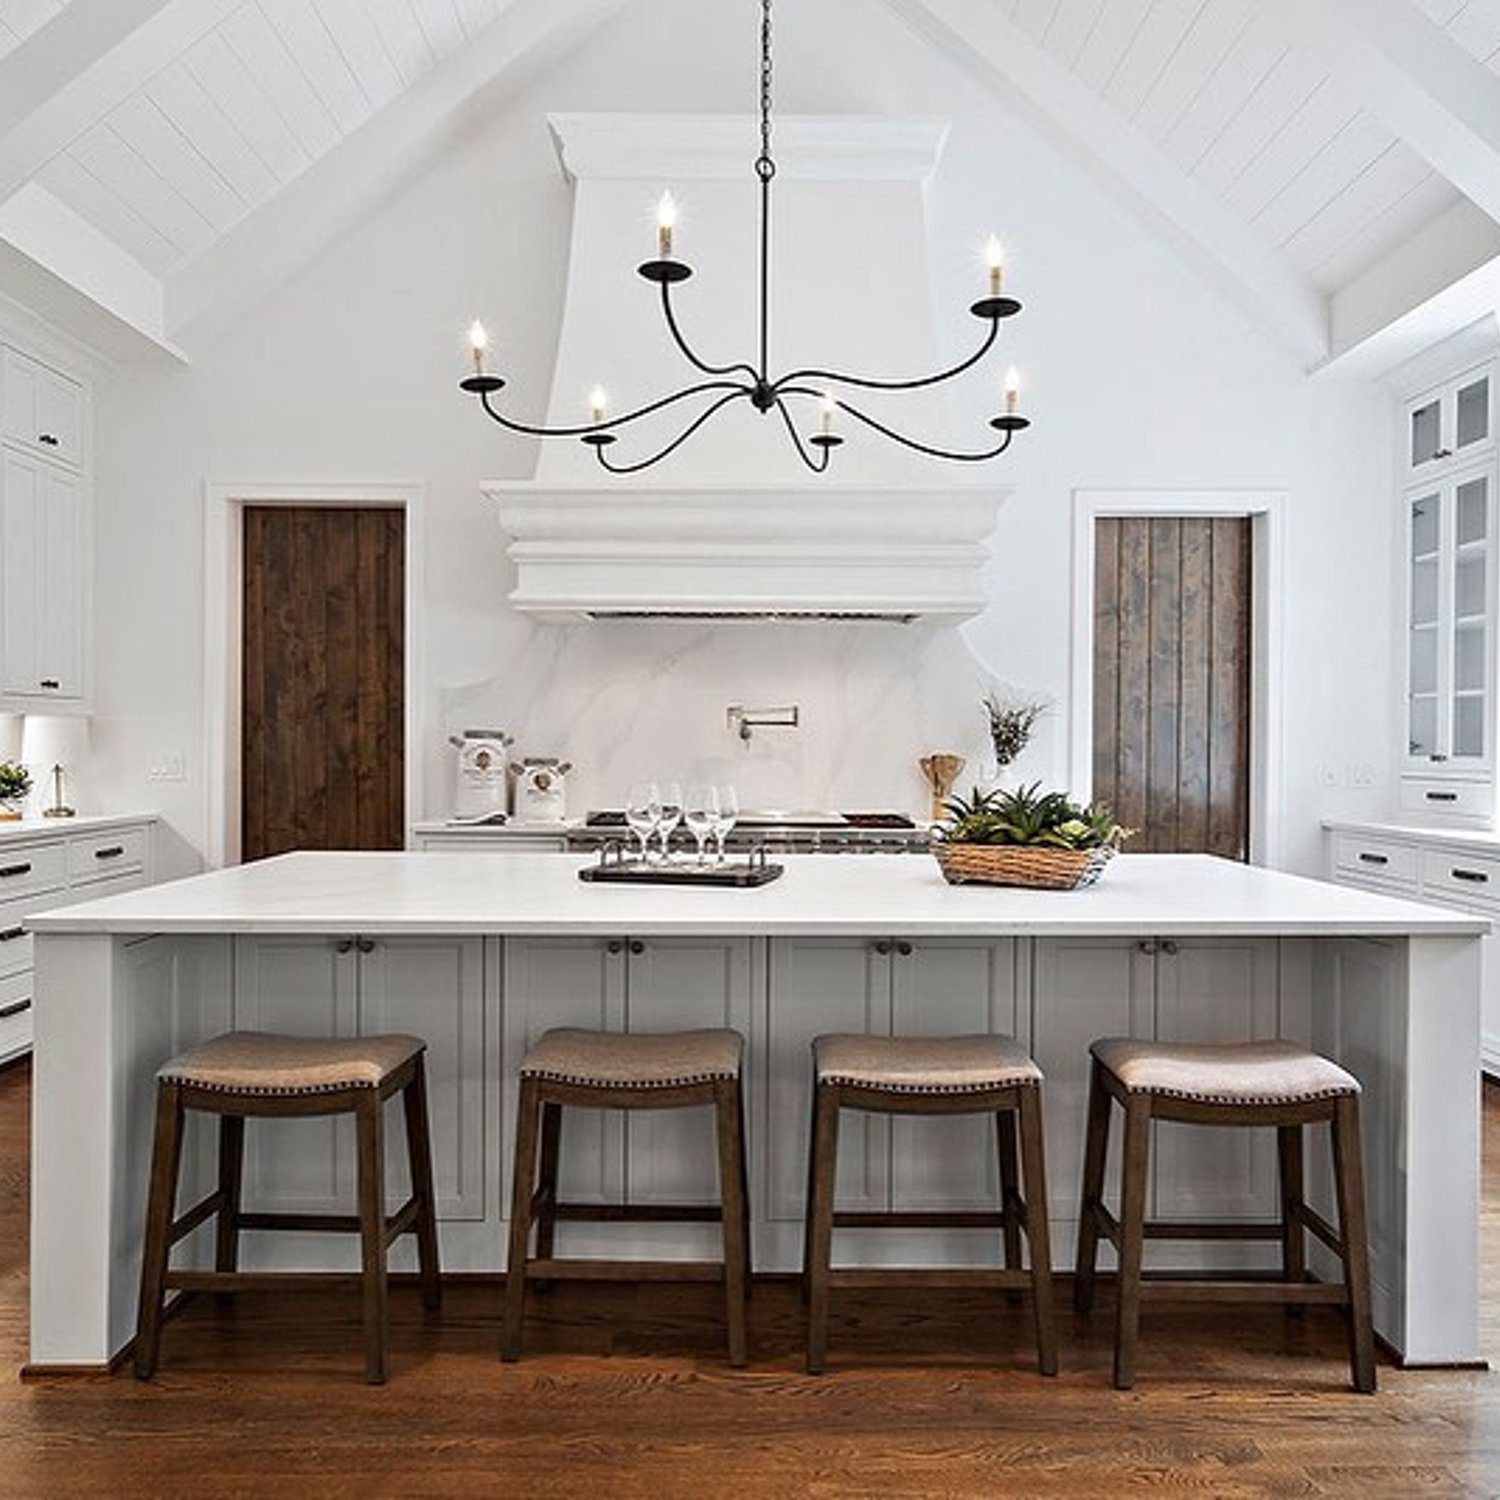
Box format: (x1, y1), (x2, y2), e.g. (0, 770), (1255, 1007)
(657, 781), (684, 863)
(625, 782), (660, 864)
(684, 784), (719, 866)
(711, 784), (739, 864)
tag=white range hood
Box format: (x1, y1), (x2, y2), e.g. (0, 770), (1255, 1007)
(485, 114), (1008, 623)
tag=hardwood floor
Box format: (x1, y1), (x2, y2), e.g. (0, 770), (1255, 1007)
(2, 1058), (1498, 1496)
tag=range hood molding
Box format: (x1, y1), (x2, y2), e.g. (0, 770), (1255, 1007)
(484, 484), (1007, 623)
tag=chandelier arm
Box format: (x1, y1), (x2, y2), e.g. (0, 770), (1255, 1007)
(592, 388), (752, 474)
(478, 379), (750, 438)
(769, 315), (1001, 397)
(658, 282), (760, 381)
(771, 395), (832, 474)
(831, 396), (1017, 462)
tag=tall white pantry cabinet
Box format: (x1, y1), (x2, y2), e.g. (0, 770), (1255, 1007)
(0, 341), (89, 708)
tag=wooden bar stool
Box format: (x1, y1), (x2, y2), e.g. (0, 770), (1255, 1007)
(503, 1027), (750, 1366)
(134, 1031), (442, 1385)
(1074, 1037), (1376, 1393)
(803, 1033), (1057, 1376)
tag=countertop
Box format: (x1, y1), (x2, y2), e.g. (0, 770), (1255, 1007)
(0, 812), (155, 843)
(1325, 818), (1500, 851)
(27, 850), (1488, 938)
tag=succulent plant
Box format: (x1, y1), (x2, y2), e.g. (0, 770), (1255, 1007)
(0, 761), (31, 803)
(937, 782), (1129, 851)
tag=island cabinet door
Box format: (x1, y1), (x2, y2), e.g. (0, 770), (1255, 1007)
(765, 938), (892, 1223)
(502, 937), (627, 1208)
(357, 937), (486, 1222)
(889, 939), (1021, 1212)
(1030, 938), (1155, 1253)
(232, 937), (359, 1216)
(622, 938), (758, 1207)
(1151, 938), (1280, 1228)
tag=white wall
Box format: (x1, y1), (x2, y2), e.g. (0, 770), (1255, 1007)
(86, 0), (1393, 876)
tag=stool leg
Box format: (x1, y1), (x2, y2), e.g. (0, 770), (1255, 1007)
(402, 1058), (443, 1312)
(800, 1071), (819, 1305)
(134, 1082), (186, 1380)
(1332, 1095), (1377, 1393)
(738, 1084), (753, 1300)
(534, 1102), (563, 1271)
(805, 1082), (841, 1375)
(1073, 1059), (1111, 1314)
(715, 1079), (751, 1368)
(355, 1090), (389, 1385)
(1112, 1094), (1152, 1391)
(996, 1108), (1023, 1277)
(214, 1114), (245, 1304)
(502, 1077), (543, 1361)
(1016, 1087), (1058, 1377)
(1278, 1123), (1306, 1313)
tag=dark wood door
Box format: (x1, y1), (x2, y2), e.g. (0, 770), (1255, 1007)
(241, 506), (405, 862)
(1092, 516), (1251, 859)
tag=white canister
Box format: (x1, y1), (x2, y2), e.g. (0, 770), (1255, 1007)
(511, 759), (572, 824)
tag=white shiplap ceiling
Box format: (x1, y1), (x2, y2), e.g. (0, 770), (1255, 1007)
(1, 0), (1499, 366)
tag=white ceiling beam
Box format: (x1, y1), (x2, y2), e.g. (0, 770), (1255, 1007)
(166, 0), (629, 353)
(0, 0), (242, 206)
(880, 0), (1329, 367)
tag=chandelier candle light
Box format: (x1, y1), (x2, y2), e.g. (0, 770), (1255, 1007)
(460, 0), (1030, 474)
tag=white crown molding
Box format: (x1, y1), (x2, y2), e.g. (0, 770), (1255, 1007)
(547, 114), (950, 182)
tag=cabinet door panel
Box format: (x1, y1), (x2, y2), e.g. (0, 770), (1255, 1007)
(1152, 938), (1279, 1222)
(1, 449), (40, 696)
(766, 938), (890, 1221)
(39, 465), (80, 696)
(502, 937), (625, 1206)
(358, 936), (484, 1221)
(889, 939), (1018, 1211)
(35, 365), (83, 467)
(231, 937), (357, 1213)
(1031, 938), (1154, 1220)
(624, 938), (755, 1206)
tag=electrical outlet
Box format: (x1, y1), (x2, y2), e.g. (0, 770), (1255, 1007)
(1317, 764), (1339, 788)
(147, 754), (187, 783)
(1348, 763), (1377, 789)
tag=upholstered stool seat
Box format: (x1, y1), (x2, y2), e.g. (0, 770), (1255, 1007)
(521, 1027), (742, 1090)
(1076, 1036), (1375, 1393)
(135, 1030), (441, 1385)
(803, 1032), (1057, 1376)
(504, 1027), (750, 1366)
(159, 1030), (425, 1095)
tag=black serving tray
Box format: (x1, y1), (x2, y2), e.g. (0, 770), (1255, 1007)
(579, 847), (783, 888)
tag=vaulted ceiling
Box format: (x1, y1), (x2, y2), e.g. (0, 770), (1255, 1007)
(2, 0), (1500, 373)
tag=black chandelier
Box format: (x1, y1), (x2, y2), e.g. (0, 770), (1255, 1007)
(460, 0), (1029, 474)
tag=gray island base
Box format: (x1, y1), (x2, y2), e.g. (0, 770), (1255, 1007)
(25, 851), (1486, 1371)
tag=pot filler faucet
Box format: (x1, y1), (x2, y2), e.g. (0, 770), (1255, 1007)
(727, 705), (800, 744)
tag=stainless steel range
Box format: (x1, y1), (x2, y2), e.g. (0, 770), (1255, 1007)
(571, 810), (931, 855)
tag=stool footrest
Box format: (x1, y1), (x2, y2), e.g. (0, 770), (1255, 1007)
(233, 1196), (424, 1245)
(168, 1190), (229, 1246)
(547, 1202), (723, 1224)
(832, 1209), (1011, 1230)
(1090, 1204), (1288, 1247)
(524, 1257), (725, 1283)
(1139, 1277), (1349, 1306)
(165, 1271), (371, 1294)
(828, 1267), (1037, 1291)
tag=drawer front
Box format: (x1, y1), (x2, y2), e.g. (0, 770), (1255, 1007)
(0, 840), (67, 900)
(1332, 833), (1419, 888)
(0, 971), (32, 1062)
(0, 902), (32, 980)
(1421, 848), (1500, 907)
(67, 826), (147, 884)
(1400, 777), (1495, 820)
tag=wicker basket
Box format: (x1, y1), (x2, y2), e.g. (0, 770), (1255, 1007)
(934, 842), (1114, 891)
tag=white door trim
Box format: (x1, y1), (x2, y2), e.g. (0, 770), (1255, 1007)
(1069, 489), (1286, 868)
(203, 481), (426, 869)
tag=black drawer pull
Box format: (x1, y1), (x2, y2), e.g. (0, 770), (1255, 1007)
(94, 845), (125, 860)
(1426, 791), (1459, 802)
(0, 998), (31, 1020)
(1453, 868), (1490, 884)
(0, 863), (32, 879)
(0, 927), (24, 943)
(38, 679), (59, 690)
(1358, 853), (1390, 866)
(37, 433), (58, 447)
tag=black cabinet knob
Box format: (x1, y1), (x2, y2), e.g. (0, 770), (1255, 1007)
(629, 940), (646, 956)
(895, 940), (914, 957)
(606, 939), (624, 955)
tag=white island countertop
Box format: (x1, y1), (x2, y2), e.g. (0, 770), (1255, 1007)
(27, 849), (1487, 938)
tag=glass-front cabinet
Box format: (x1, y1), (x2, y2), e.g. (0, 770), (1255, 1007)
(1405, 465), (1494, 775)
(1406, 364), (1493, 478)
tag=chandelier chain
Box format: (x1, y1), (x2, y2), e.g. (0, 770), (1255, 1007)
(758, 0), (774, 177)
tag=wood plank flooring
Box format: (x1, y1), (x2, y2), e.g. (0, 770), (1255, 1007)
(2, 1058), (1498, 1496)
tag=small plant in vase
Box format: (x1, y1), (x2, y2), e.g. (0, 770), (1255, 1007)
(982, 688), (1048, 788)
(0, 761), (31, 821)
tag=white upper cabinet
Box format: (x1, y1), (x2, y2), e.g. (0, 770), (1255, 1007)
(1, 347), (84, 471)
(1406, 364), (1494, 479)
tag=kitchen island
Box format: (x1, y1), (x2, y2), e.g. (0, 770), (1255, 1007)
(25, 851), (1487, 1370)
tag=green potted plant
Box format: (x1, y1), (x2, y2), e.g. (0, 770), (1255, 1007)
(934, 782), (1129, 890)
(0, 761), (31, 821)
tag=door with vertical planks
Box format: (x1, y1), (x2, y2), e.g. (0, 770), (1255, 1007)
(1092, 516), (1251, 858)
(241, 506), (405, 861)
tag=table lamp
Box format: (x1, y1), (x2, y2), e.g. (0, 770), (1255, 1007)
(22, 714), (89, 818)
